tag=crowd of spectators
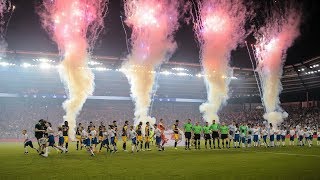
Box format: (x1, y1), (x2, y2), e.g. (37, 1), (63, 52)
(0, 98), (319, 139)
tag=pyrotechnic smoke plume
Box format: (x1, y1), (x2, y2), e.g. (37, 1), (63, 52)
(0, 0), (13, 55)
(123, 0), (179, 129)
(193, 0), (249, 123)
(39, 0), (107, 140)
(255, 4), (301, 128)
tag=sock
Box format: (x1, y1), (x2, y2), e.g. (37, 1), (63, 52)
(174, 142), (177, 148)
(132, 145), (134, 152)
(205, 140), (207, 148)
(185, 141), (187, 148)
(145, 142), (147, 149)
(45, 147), (49, 155)
(24, 147), (28, 153)
(147, 142), (150, 149)
(213, 139), (215, 147)
(197, 141), (200, 149)
(123, 143), (126, 150)
(226, 141), (229, 148)
(77, 141), (79, 150)
(140, 142), (143, 150)
(66, 143), (68, 150)
(187, 140), (190, 148)
(217, 139), (220, 147)
(222, 141), (224, 147)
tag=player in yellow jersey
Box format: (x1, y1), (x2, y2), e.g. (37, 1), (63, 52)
(144, 122), (151, 151)
(136, 122), (143, 151)
(172, 120), (180, 149)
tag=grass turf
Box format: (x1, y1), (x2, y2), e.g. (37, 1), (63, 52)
(0, 141), (319, 180)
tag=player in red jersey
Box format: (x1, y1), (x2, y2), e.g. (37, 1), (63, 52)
(158, 119), (168, 150)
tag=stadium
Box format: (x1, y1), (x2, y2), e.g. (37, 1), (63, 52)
(0, 0), (320, 180)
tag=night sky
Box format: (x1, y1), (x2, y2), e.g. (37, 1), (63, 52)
(5, 0), (320, 68)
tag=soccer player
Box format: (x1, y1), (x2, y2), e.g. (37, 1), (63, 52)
(153, 124), (162, 151)
(22, 130), (38, 154)
(193, 122), (202, 150)
(253, 125), (259, 147)
(112, 121), (118, 149)
(129, 125), (138, 153)
(158, 119), (167, 150)
(228, 122), (236, 148)
(145, 122), (151, 151)
(109, 125), (117, 153)
(100, 127), (110, 152)
(298, 128), (304, 146)
(98, 122), (105, 144)
(183, 119), (193, 150)
(87, 121), (94, 133)
(34, 119), (46, 150)
(203, 122), (212, 149)
(57, 127), (64, 147)
(305, 128), (312, 147)
(289, 127), (295, 146)
(239, 123), (248, 148)
(269, 125), (275, 147)
(281, 128), (286, 146)
(62, 121), (69, 152)
(136, 123), (144, 151)
(210, 120), (220, 149)
(219, 122), (229, 148)
(247, 125), (253, 148)
(90, 126), (98, 151)
(275, 127), (281, 147)
(234, 124), (240, 148)
(122, 121), (129, 151)
(172, 120), (180, 150)
(261, 125), (268, 147)
(76, 123), (83, 150)
(42, 122), (65, 157)
(82, 128), (94, 156)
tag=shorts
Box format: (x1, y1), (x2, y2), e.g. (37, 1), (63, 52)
(247, 138), (252, 144)
(298, 135), (303, 141)
(76, 135), (81, 140)
(64, 136), (69, 143)
(24, 141), (34, 148)
(290, 136), (294, 141)
(281, 135), (286, 141)
(122, 136), (127, 142)
(59, 137), (64, 145)
(111, 137), (115, 145)
(263, 135), (267, 142)
(185, 132), (191, 139)
(91, 137), (98, 144)
(221, 134), (228, 140)
(270, 135), (274, 142)
(212, 131), (219, 139)
(84, 138), (91, 147)
(234, 134), (240, 142)
(204, 134), (211, 140)
(174, 134), (179, 141)
(156, 136), (161, 145)
(276, 135), (281, 141)
(48, 135), (55, 146)
(132, 137), (137, 145)
(137, 136), (143, 142)
(194, 134), (200, 140)
(102, 139), (109, 146)
(241, 137), (246, 144)
(253, 135), (259, 142)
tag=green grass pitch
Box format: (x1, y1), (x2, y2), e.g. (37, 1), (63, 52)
(1, 140), (319, 180)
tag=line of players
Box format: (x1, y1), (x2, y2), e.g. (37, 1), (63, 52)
(23, 119), (320, 157)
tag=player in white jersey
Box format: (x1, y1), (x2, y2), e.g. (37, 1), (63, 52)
(234, 124), (240, 148)
(289, 127), (295, 146)
(99, 127), (110, 152)
(129, 125), (138, 153)
(298, 129), (304, 146)
(304, 128), (312, 147)
(42, 122), (65, 157)
(261, 126), (268, 147)
(269, 127), (275, 147)
(228, 122), (236, 148)
(109, 125), (117, 153)
(90, 126), (98, 152)
(275, 128), (281, 147)
(281, 128), (287, 146)
(57, 127), (64, 147)
(153, 124), (162, 151)
(296, 124), (301, 145)
(22, 130), (38, 154)
(252, 125), (259, 147)
(247, 126), (253, 148)
(82, 128), (94, 156)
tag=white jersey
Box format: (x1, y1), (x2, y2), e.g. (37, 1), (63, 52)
(289, 130), (295, 136)
(109, 129), (116, 137)
(57, 130), (63, 137)
(261, 129), (268, 136)
(304, 131), (310, 137)
(253, 128), (260, 136)
(102, 131), (109, 140)
(129, 130), (137, 139)
(82, 129), (89, 139)
(90, 130), (97, 138)
(234, 127), (240, 135)
(298, 130), (304, 136)
(47, 126), (54, 136)
(23, 133), (30, 142)
(247, 128), (253, 138)
(229, 125), (235, 133)
(155, 128), (161, 137)
(281, 130), (287, 136)
(269, 129), (274, 136)
(317, 131), (320, 137)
